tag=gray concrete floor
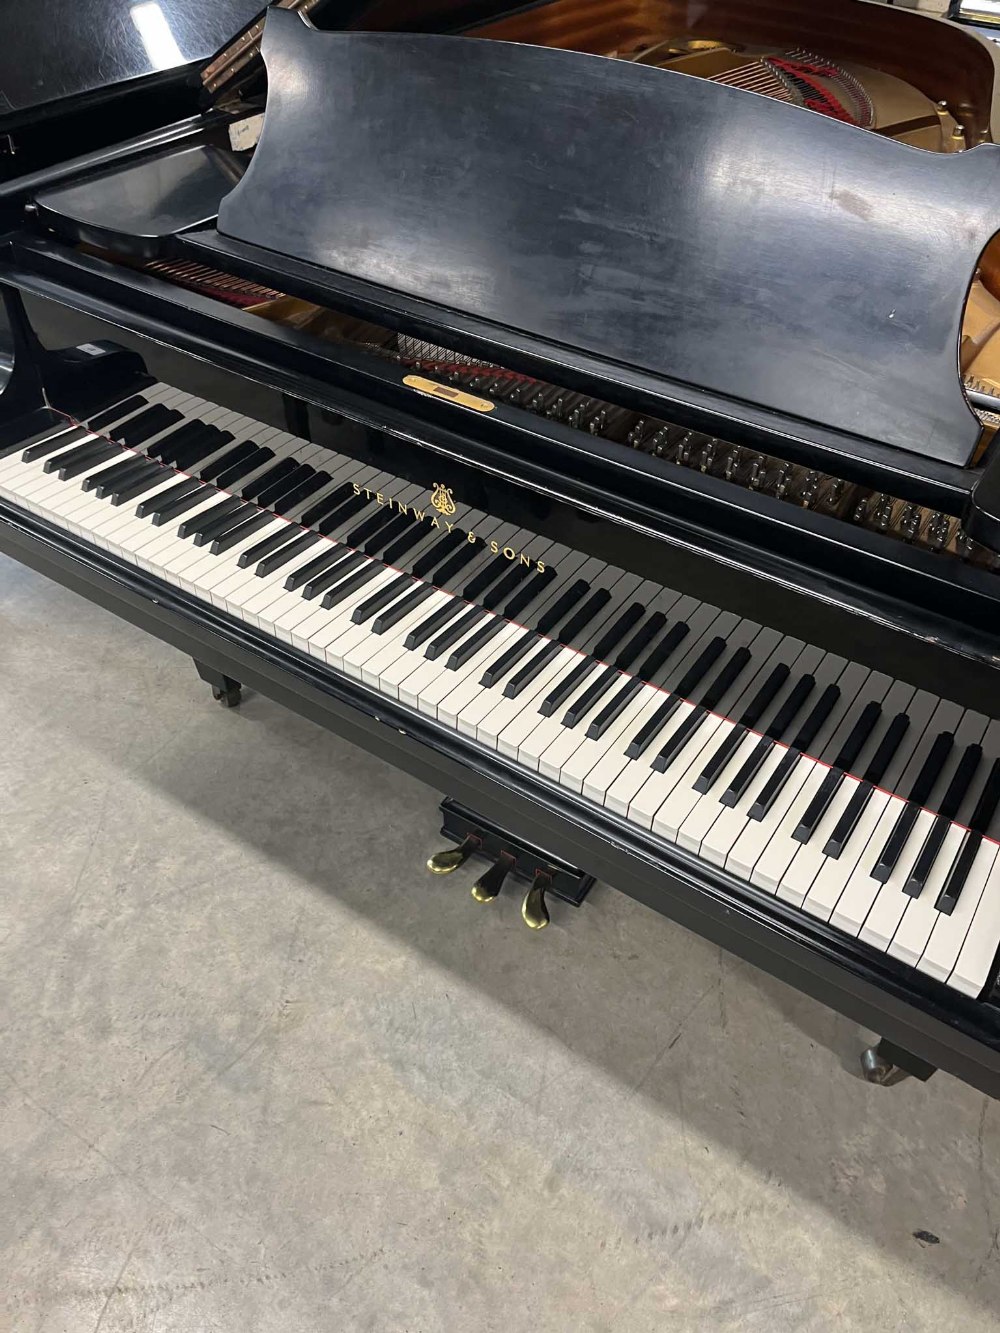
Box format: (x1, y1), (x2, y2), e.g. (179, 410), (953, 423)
(2, 552), (999, 1333)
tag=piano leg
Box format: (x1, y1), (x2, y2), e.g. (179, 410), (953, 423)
(428, 798), (595, 926)
(860, 1038), (937, 1087)
(193, 659), (242, 708)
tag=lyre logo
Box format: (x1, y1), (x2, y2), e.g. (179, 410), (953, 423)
(430, 483), (457, 517)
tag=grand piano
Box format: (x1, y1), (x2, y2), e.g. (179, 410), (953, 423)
(4, 0), (1000, 1095)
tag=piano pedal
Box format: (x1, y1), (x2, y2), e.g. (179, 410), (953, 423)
(433, 799), (595, 925)
(194, 660), (242, 708)
(472, 850), (515, 902)
(860, 1038), (937, 1088)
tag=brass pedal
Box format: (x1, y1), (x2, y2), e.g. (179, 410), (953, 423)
(521, 868), (554, 931)
(471, 850), (516, 903)
(427, 831), (482, 875)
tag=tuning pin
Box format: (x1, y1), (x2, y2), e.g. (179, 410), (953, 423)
(627, 418), (648, 447)
(676, 431), (695, 466)
(426, 831), (482, 875)
(724, 446), (742, 482)
(852, 494), (870, 524)
(774, 463), (793, 500)
(471, 850), (516, 903)
(698, 439), (716, 473)
(899, 503), (923, 543)
(928, 511), (951, 551)
(588, 409), (608, 436)
(798, 470), (821, 508)
(824, 477), (847, 512)
(748, 457), (764, 491)
(650, 427), (674, 457)
(873, 495), (894, 531)
(521, 868), (555, 931)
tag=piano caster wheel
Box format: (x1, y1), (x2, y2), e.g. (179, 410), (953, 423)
(861, 1039), (937, 1088)
(471, 850), (515, 903)
(861, 1046), (909, 1087)
(427, 831), (482, 875)
(194, 661), (242, 709)
(521, 868), (555, 931)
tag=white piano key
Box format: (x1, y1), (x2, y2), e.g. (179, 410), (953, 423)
(919, 838), (1000, 984)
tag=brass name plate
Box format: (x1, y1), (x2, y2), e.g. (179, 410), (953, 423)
(403, 374), (496, 413)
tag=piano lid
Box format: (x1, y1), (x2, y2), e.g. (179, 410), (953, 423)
(0, 0), (263, 123)
(216, 9), (1000, 471)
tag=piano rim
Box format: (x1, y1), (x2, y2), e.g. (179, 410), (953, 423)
(3, 483), (1000, 1099)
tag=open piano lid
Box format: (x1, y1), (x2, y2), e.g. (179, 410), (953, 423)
(214, 10), (1000, 476)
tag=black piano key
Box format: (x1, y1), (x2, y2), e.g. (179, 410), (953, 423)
(699, 645), (752, 712)
(237, 525), (299, 568)
(101, 404), (160, 442)
(447, 617), (506, 670)
(93, 459), (162, 500)
(463, 553), (511, 601)
(538, 655), (598, 718)
(216, 445), (274, 490)
(425, 606), (488, 661)
(561, 665), (622, 728)
(81, 453), (145, 492)
(351, 573), (415, 624)
(822, 712), (910, 858)
(725, 671), (816, 805)
(380, 519), (426, 566)
(257, 464), (315, 510)
(138, 478), (203, 522)
(613, 611), (669, 671)
(634, 621), (690, 683)
(935, 759), (1000, 914)
(273, 472), (329, 516)
(431, 540), (479, 588)
(535, 579), (589, 637)
(210, 510), (274, 554)
(624, 637), (727, 761)
(146, 420), (208, 463)
(502, 642), (561, 697)
(303, 550), (368, 600)
(319, 561), (382, 610)
(54, 441), (124, 480)
(871, 731), (954, 883)
(372, 583), (436, 633)
(191, 501), (256, 546)
(241, 456), (298, 500)
(300, 482), (354, 529)
(345, 505), (399, 550)
(110, 404), (180, 447)
(504, 566), (559, 620)
(746, 683), (841, 819)
(593, 603), (646, 661)
(554, 588), (611, 645)
(904, 744), (983, 897)
(792, 699), (882, 844)
(171, 430), (232, 473)
(317, 492), (368, 537)
(694, 664), (791, 795)
(484, 631), (540, 689)
(87, 395), (146, 431)
(363, 511), (412, 556)
(652, 706), (710, 773)
(177, 496), (244, 540)
(23, 428), (89, 462)
(254, 532), (321, 577)
(586, 677), (644, 741)
(481, 562), (531, 610)
(285, 545), (351, 592)
(404, 596), (465, 649)
(198, 438), (258, 481)
(44, 436), (120, 474)
(412, 530), (467, 579)
(110, 466), (172, 505)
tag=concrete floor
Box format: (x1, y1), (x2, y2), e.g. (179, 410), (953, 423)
(2, 553), (999, 1333)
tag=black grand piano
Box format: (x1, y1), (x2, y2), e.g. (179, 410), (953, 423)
(5, 0), (1000, 1096)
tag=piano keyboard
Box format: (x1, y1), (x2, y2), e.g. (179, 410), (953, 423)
(4, 382), (1000, 1001)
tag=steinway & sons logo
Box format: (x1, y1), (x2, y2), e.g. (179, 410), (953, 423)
(350, 481), (546, 572)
